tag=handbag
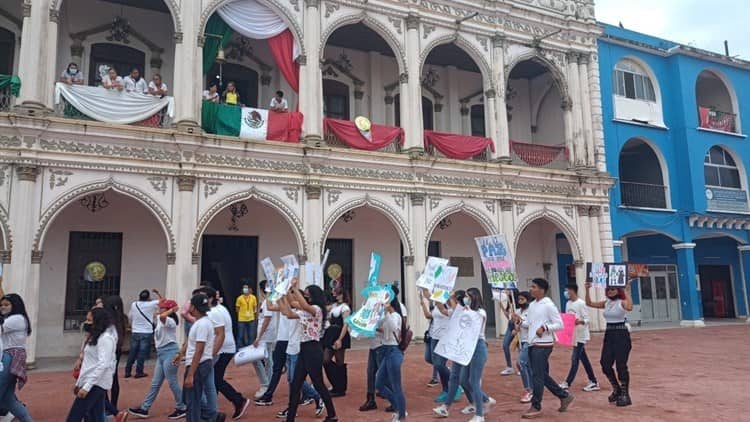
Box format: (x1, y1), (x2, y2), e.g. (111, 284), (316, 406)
(234, 344), (268, 366)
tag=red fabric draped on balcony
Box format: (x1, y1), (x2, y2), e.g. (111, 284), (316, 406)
(510, 140), (568, 166)
(423, 131), (494, 160)
(699, 106), (734, 132)
(267, 29), (299, 93)
(323, 118), (404, 150)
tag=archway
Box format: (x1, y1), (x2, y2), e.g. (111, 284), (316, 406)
(618, 138), (669, 209)
(38, 190), (170, 358)
(693, 234), (746, 319)
(696, 69), (740, 133)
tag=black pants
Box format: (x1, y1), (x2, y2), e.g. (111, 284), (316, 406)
(529, 346), (568, 411)
(66, 385), (107, 422)
(263, 341), (288, 399)
(366, 348), (379, 395)
(214, 353), (244, 405)
(600, 327), (631, 386)
(287, 341), (335, 422)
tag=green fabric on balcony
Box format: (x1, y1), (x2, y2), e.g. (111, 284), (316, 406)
(201, 100), (241, 136)
(0, 74), (21, 96)
(202, 14), (233, 75)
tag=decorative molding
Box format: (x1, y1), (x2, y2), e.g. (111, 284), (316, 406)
(423, 24), (436, 39)
(316, 165), (413, 181)
(384, 95), (394, 105)
(405, 14), (419, 30)
(410, 193), (425, 206)
(228, 202), (249, 231)
(491, 33), (505, 48)
(612, 240), (624, 248)
(48, 169), (73, 190)
(672, 243), (696, 250)
(0, 136), (22, 148)
(476, 35), (488, 52)
(147, 176), (168, 195)
(577, 205), (590, 217)
(203, 180), (222, 199)
(516, 202), (526, 215)
(39, 139), (182, 162)
(284, 187), (299, 203)
(399, 72), (408, 84)
(193, 153), (307, 173)
(589, 206), (601, 217)
(31, 250), (43, 264)
(433, 103), (443, 113)
(484, 200), (496, 214)
(305, 185), (322, 200)
(354, 90), (364, 100)
(392, 194), (405, 210)
(0, 250), (10, 264)
(177, 176), (196, 192)
(289, 0), (300, 11)
(429, 196), (442, 211)
(49, 8), (59, 23)
(578, 53), (590, 65)
(324, 2), (339, 18)
(388, 16), (403, 34)
(564, 206), (574, 218)
(192, 253), (201, 265)
(16, 166), (39, 182)
(500, 199), (513, 212)
(304, 0), (320, 7)
(574, 259), (585, 268)
(173, 31), (183, 44)
(166, 252), (176, 265)
(22, 3), (31, 18)
(484, 89), (496, 99)
(402, 256), (415, 266)
(0, 165), (7, 186)
(297, 54), (307, 66)
(327, 189), (342, 206)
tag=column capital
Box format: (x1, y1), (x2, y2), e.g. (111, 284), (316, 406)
(177, 175), (196, 192)
(173, 31), (183, 44)
(500, 199), (513, 211)
(166, 252), (176, 265)
(305, 185), (322, 200)
(70, 40), (84, 58)
(384, 95), (394, 105)
(405, 14), (420, 30)
(297, 254), (307, 265)
(566, 51), (580, 63)
(573, 259), (585, 268)
(672, 243), (696, 250)
(49, 8), (60, 23)
(0, 250), (10, 264)
(31, 250), (43, 264)
(260, 73), (272, 86)
(433, 103), (443, 113)
(576, 205), (589, 216)
(485, 89), (496, 99)
(304, 0), (320, 8)
(297, 54), (307, 66)
(589, 206), (601, 217)
(191, 253), (201, 265)
(561, 96), (573, 111)
(399, 72), (408, 84)
(402, 256), (415, 266)
(578, 53), (591, 65)
(354, 90), (364, 100)
(410, 192), (425, 206)
(460, 103), (470, 116)
(16, 165), (39, 182)
(491, 33), (505, 48)
(22, 3), (30, 17)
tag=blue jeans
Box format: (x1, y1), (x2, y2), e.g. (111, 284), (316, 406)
(141, 343), (185, 411)
(430, 338), (450, 392)
(519, 342), (533, 390)
(125, 332), (152, 376)
(566, 342), (597, 386)
(237, 321), (257, 348)
(0, 352), (31, 422)
(287, 353), (318, 401)
(424, 338), (438, 380)
(502, 323), (514, 367)
(465, 340), (488, 416)
(374, 346), (406, 419)
(529, 346), (568, 411)
(184, 360), (217, 422)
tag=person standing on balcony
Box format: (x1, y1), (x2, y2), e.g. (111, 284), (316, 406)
(123, 68), (148, 94)
(235, 283), (257, 348)
(148, 74), (168, 97)
(270, 91), (288, 112)
(559, 284), (600, 393)
(60, 63), (84, 85)
(125, 289), (162, 379)
(223, 82), (240, 106)
(203, 82), (220, 103)
(102, 67), (123, 91)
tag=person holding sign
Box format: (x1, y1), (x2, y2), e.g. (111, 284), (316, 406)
(559, 284), (600, 393)
(585, 281), (633, 407)
(521, 278), (574, 419)
(325, 289), (352, 397)
(418, 287), (452, 402)
(373, 297), (407, 422)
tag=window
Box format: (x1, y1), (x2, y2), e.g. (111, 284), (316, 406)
(704, 146), (741, 189)
(394, 95), (434, 130)
(471, 104), (485, 137)
(323, 79), (350, 120)
(88, 43), (145, 86)
(613, 61), (656, 102)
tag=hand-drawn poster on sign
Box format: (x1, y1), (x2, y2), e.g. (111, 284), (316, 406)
(431, 266), (458, 304)
(272, 254), (299, 300)
(417, 257), (449, 291)
(434, 306), (482, 366)
(608, 263), (627, 287)
(475, 235), (517, 289)
(261, 258), (276, 292)
(346, 284), (394, 338)
(588, 263), (609, 288)
(368, 252), (382, 287)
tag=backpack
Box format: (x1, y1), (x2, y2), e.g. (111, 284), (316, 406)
(398, 326), (414, 351)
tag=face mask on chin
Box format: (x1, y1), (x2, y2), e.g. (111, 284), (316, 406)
(83, 323), (93, 333)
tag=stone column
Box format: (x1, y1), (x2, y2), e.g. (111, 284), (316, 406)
(491, 34), (511, 162)
(566, 52), (584, 168)
(385, 92), (394, 126)
(485, 89), (499, 159)
(301, 0), (324, 144)
(403, 14), (423, 153)
(673, 243), (704, 327)
(353, 82), (365, 117)
(578, 53), (595, 168)
(368, 51), (384, 123)
(303, 185), (323, 287)
(598, 205), (615, 263)
(173, 2), (200, 132)
(497, 199), (514, 337)
(16, 0), (57, 114)
(170, 176), (198, 342)
(589, 206), (603, 263)
(587, 54), (607, 172)
(407, 193), (428, 338)
(562, 98), (575, 167)
(398, 73), (410, 132)
(460, 102), (471, 135)
(737, 246), (750, 322)
(5, 166), (41, 364)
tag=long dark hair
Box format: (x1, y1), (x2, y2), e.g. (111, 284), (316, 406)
(2, 294), (31, 336)
(305, 285), (328, 320)
(103, 295), (127, 352)
(88, 307), (113, 346)
(466, 288), (484, 311)
(453, 289), (466, 307)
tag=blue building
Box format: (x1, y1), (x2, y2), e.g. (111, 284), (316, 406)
(598, 23), (750, 326)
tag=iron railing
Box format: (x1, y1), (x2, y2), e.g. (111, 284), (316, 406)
(0, 85), (14, 112)
(698, 106), (736, 133)
(510, 140), (570, 169)
(620, 181), (668, 209)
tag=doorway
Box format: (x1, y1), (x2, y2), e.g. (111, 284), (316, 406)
(324, 238), (353, 300)
(640, 265), (680, 322)
(698, 265), (735, 318)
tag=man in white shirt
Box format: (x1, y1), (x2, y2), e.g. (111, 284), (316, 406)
(270, 90), (288, 112)
(123, 67), (148, 94)
(202, 286), (250, 420)
(560, 284), (600, 392)
(251, 281), (276, 399)
(522, 278), (573, 419)
(147, 73), (168, 97)
(125, 289), (161, 378)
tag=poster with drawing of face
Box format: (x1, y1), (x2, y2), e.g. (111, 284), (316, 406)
(608, 264), (627, 287)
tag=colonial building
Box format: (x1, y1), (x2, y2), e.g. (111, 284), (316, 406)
(599, 23), (750, 326)
(0, 0), (612, 362)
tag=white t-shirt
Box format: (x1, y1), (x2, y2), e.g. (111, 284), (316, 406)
(519, 308), (530, 343)
(477, 308), (487, 340)
(186, 316), (214, 364)
(330, 303), (350, 318)
(102, 75), (123, 88)
(129, 300), (159, 334)
(1, 315), (27, 350)
(286, 317), (302, 355)
(381, 312), (402, 346)
(257, 300), (278, 343)
(148, 81), (168, 95)
(203, 90), (219, 102)
(429, 306), (450, 340)
(565, 298), (591, 343)
(276, 314), (292, 342)
(208, 305), (236, 355)
(270, 97), (288, 111)
(154, 316), (178, 349)
(604, 299), (628, 324)
(123, 76), (148, 94)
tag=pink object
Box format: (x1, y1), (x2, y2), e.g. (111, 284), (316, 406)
(424, 130), (495, 160)
(555, 313), (577, 347)
(267, 29), (299, 93)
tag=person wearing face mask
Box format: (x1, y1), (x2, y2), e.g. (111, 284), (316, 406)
(560, 284), (599, 393)
(374, 296), (407, 422)
(60, 62), (84, 85)
(586, 280), (633, 407)
(235, 283), (258, 349)
(0, 279), (33, 422)
(513, 291), (534, 404)
(418, 287), (455, 404)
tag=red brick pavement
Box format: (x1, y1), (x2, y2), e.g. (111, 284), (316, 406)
(19, 325), (750, 421)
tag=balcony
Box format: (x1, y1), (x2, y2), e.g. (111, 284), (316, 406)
(0, 75), (19, 112)
(698, 106), (736, 133)
(510, 140), (569, 169)
(620, 181), (667, 209)
(325, 132), (402, 153)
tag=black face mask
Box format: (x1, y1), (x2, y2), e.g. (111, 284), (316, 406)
(83, 323), (93, 333)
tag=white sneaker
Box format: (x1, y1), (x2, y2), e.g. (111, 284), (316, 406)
(500, 367), (515, 376)
(254, 386), (267, 399)
(559, 382), (569, 390)
(391, 411), (408, 421)
(433, 404), (449, 418)
(485, 397), (497, 406)
(469, 416), (485, 422)
(583, 381), (601, 392)
(460, 405), (475, 415)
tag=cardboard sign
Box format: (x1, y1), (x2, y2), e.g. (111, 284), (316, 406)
(475, 235), (517, 289)
(627, 263), (649, 278)
(271, 254), (299, 301)
(367, 252), (382, 287)
(434, 306), (483, 366)
(608, 264), (627, 287)
(430, 266), (458, 304)
(555, 313), (577, 347)
(588, 262), (609, 288)
(260, 258), (276, 292)
(346, 284), (394, 338)
(417, 257), (449, 291)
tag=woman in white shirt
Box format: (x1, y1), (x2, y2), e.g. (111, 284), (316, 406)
(325, 289), (351, 397)
(102, 67), (123, 91)
(418, 287), (452, 401)
(202, 82), (220, 103)
(0, 291), (32, 422)
(66, 307), (117, 421)
(374, 297), (407, 422)
(586, 281), (633, 407)
(128, 300), (186, 419)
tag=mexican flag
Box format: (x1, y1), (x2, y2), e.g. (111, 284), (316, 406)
(201, 101), (303, 142)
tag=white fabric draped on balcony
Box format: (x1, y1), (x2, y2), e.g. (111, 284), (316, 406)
(54, 83), (175, 124)
(217, 0), (300, 59)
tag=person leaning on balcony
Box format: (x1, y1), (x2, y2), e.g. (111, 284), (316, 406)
(123, 68), (148, 95)
(203, 82), (220, 103)
(270, 90), (288, 112)
(223, 81), (240, 106)
(102, 67), (123, 91)
(60, 62), (84, 85)
(148, 73), (168, 97)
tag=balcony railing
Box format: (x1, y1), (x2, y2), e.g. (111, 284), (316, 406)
(0, 85), (14, 112)
(55, 95), (171, 128)
(324, 132), (402, 153)
(510, 140), (569, 169)
(698, 106), (736, 133)
(620, 181), (667, 209)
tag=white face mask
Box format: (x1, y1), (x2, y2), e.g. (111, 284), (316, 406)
(563, 291), (570, 300)
(242, 288), (249, 294)
(462, 297), (470, 307)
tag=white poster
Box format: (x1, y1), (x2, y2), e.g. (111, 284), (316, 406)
(273, 254), (299, 298)
(239, 107), (269, 141)
(260, 257), (276, 292)
(434, 306), (482, 366)
(430, 266), (458, 304)
(417, 257), (449, 291)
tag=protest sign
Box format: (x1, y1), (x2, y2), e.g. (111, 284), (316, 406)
(588, 262), (609, 288)
(430, 266), (458, 304)
(417, 257), (449, 291)
(367, 252), (382, 287)
(346, 283), (394, 338)
(272, 254), (299, 300)
(260, 257), (276, 292)
(608, 263), (627, 287)
(475, 234), (517, 289)
(434, 306), (483, 366)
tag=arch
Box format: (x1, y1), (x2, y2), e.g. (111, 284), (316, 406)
(505, 52), (569, 104)
(322, 195), (412, 256)
(513, 209), (583, 260)
(620, 229), (681, 243)
(704, 144), (748, 193)
(34, 179), (176, 254)
(51, 0), (182, 34)
(425, 202), (498, 252)
(320, 14), (406, 75)
(530, 81), (555, 129)
(0, 203), (12, 253)
(696, 68), (741, 132)
(193, 187), (307, 257)
(200, 0), (305, 57)
(420, 34), (492, 89)
(615, 56), (662, 104)
(619, 137), (671, 208)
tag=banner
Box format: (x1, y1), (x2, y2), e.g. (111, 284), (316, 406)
(430, 266), (458, 304)
(271, 254), (299, 300)
(367, 252), (382, 287)
(346, 283), (394, 338)
(475, 235), (517, 289)
(434, 306), (482, 366)
(416, 257), (449, 291)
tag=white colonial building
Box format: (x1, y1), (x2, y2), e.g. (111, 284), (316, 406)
(0, 0), (613, 363)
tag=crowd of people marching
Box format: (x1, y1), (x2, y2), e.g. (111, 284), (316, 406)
(0, 271), (634, 422)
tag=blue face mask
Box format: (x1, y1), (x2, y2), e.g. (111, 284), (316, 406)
(563, 291), (570, 300)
